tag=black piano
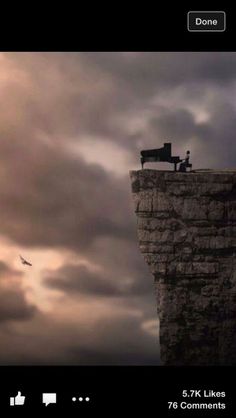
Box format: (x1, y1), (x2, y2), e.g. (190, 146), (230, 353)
(140, 142), (192, 171)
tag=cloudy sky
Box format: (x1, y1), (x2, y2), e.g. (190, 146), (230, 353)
(0, 52), (236, 365)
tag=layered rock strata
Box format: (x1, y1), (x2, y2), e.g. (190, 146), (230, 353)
(130, 169), (236, 365)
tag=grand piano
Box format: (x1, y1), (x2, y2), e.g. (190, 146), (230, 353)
(140, 142), (192, 171)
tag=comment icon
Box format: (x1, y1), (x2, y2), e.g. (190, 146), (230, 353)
(42, 393), (57, 406)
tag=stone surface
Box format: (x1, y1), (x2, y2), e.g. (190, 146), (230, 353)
(130, 169), (236, 365)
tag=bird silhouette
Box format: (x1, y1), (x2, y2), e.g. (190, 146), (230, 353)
(19, 255), (32, 266)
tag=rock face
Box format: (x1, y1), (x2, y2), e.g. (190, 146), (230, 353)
(130, 169), (236, 365)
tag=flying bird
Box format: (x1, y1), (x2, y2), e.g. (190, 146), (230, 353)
(19, 255), (32, 267)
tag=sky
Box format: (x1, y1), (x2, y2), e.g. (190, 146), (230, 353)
(0, 52), (236, 365)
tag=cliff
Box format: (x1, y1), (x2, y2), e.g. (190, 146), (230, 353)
(130, 169), (236, 365)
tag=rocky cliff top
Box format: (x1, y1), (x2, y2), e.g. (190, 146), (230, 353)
(130, 169), (236, 188)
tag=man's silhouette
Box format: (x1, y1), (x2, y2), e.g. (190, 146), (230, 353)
(179, 150), (190, 172)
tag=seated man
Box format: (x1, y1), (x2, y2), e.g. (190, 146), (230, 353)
(179, 150), (190, 172)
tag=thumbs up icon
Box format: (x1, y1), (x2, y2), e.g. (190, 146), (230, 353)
(10, 391), (26, 406)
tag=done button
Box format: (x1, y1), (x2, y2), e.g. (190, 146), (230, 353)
(188, 11), (226, 32)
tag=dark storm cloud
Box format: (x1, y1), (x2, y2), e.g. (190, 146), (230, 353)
(82, 52), (236, 93)
(0, 289), (36, 322)
(0, 139), (134, 249)
(150, 109), (198, 141)
(148, 99), (236, 168)
(66, 316), (160, 365)
(84, 236), (155, 300)
(45, 263), (122, 296)
(44, 252), (152, 297)
(0, 261), (37, 323)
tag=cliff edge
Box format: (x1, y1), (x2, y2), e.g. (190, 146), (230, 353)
(130, 169), (236, 365)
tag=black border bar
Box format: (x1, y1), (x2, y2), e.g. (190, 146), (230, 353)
(0, 6), (234, 51)
(0, 366), (235, 416)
